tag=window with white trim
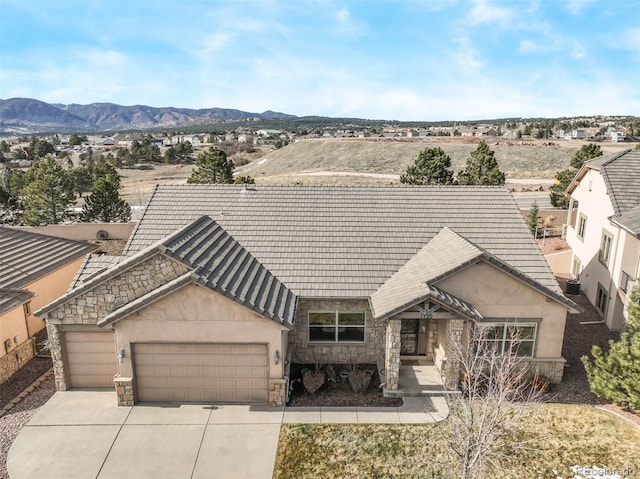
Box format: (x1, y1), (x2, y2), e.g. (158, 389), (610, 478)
(577, 214), (587, 241)
(599, 230), (613, 266)
(309, 311), (365, 343)
(476, 322), (537, 358)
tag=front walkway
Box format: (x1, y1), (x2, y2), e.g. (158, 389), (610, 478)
(8, 390), (448, 479)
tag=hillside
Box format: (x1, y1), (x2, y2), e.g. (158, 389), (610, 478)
(239, 138), (629, 183)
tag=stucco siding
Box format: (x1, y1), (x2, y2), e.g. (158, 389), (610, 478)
(435, 262), (567, 358)
(114, 283), (288, 380)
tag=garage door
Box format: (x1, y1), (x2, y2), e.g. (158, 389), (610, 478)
(133, 343), (269, 403)
(65, 331), (117, 388)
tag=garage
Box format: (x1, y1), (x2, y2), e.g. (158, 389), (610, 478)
(133, 343), (269, 403)
(65, 331), (117, 388)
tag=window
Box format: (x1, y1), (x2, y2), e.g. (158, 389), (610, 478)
(571, 257), (582, 280)
(620, 271), (635, 294)
(309, 311), (365, 343)
(577, 214), (587, 240)
(476, 322), (537, 358)
(596, 284), (608, 316)
(599, 230), (613, 266)
(23, 301), (31, 316)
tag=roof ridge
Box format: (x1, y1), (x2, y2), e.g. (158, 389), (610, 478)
(123, 183), (160, 255)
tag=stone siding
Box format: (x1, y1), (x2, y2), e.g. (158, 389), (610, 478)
(384, 320), (401, 390)
(269, 378), (287, 407)
(114, 377), (134, 406)
(0, 338), (35, 384)
(46, 323), (67, 390)
(443, 319), (464, 389)
(288, 299), (384, 366)
(47, 254), (190, 326)
(518, 358), (566, 384)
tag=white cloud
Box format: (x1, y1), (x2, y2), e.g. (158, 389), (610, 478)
(333, 7), (365, 35)
(566, 0), (596, 15)
(467, 0), (513, 27)
(519, 39), (539, 53)
(570, 41), (586, 59)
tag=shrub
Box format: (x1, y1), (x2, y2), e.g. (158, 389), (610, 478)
(302, 370), (326, 394)
(348, 369), (372, 393)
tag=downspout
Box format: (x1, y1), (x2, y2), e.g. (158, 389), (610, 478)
(607, 221), (622, 326)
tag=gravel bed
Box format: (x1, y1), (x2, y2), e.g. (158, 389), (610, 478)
(0, 375), (55, 479)
(0, 329), (52, 409)
(544, 277), (621, 405)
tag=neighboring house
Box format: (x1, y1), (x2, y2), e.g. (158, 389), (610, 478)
(565, 149), (640, 330)
(610, 131), (626, 142)
(0, 227), (96, 384)
(36, 186), (577, 407)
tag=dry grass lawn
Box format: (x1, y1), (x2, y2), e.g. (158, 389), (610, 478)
(274, 404), (640, 479)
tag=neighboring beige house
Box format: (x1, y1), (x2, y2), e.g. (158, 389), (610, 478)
(565, 148), (640, 330)
(0, 227), (96, 384)
(37, 185), (577, 407)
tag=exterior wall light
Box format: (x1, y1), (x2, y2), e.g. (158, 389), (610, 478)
(273, 350), (280, 365)
(118, 348), (125, 364)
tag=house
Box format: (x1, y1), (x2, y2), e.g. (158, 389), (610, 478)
(565, 148), (640, 330)
(610, 131), (626, 143)
(36, 185), (577, 407)
(0, 227), (96, 384)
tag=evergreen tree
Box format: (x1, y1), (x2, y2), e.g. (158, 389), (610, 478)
(400, 147), (454, 185)
(187, 147), (234, 184)
(457, 140), (505, 185)
(582, 288), (640, 411)
(549, 169), (576, 209)
(233, 175), (255, 185)
(81, 175), (131, 223)
(526, 202), (540, 237)
(22, 157), (75, 225)
(570, 144), (602, 169)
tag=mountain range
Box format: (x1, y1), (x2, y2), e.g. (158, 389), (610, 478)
(0, 98), (296, 133)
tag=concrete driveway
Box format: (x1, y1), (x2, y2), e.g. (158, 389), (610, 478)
(8, 391), (447, 479)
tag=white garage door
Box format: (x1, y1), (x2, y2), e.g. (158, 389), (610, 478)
(133, 343), (269, 403)
(65, 331), (117, 388)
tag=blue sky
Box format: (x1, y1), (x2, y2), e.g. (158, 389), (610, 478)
(1, 0), (639, 120)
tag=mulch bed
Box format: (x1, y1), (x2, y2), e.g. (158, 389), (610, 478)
(287, 364), (402, 407)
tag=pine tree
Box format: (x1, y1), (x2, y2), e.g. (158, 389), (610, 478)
(400, 147), (454, 185)
(549, 169), (576, 208)
(187, 147), (234, 184)
(526, 202), (540, 237)
(81, 175), (131, 223)
(457, 140), (505, 186)
(22, 157), (75, 225)
(570, 143), (602, 169)
(582, 288), (640, 411)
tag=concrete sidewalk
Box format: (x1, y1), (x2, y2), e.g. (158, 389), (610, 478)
(8, 391), (448, 479)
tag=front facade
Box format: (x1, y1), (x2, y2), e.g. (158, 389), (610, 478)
(565, 149), (640, 330)
(0, 227), (96, 383)
(37, 185), (576, 407)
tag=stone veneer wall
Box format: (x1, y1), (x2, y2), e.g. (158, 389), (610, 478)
(269, 378), (287, 407)
(114, 377), (134, 406)
(0, 338), (35, 384)
(288, 299), (384, 366)
(384, 319), (401, 390)
(443, 319), (464, 389)
(45, 253), (190, 391)
(518, 358), (566, 384)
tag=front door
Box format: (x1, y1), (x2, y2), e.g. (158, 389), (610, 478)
(400, 319), (428, 356)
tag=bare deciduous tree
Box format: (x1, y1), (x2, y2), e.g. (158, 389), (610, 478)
(442, 323), (545, 479)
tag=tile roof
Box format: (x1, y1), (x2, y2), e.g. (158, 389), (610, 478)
(370, 227), (577, 320)
(612, 204), (640, 236)
(0, 288), (35, 315)
(68, 255), (124, 290)
(125, 185), (562, 298)
(0, 227), (97, 315)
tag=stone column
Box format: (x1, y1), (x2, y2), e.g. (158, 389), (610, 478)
(443, 318), (464, 390)
(114, 377), (134, 406)
(47, 322), (68, 391)
(384, 319), (401, 390)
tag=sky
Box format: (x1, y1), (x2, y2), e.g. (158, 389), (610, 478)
(1, 0), (639, 121)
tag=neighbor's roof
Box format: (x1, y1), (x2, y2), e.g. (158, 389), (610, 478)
(68, 255), (124, 291)
(567, 149), (640, 230)
(0, 227), (97, 314)
(124, 185), (563, 298)
(370, 227), (577, 320)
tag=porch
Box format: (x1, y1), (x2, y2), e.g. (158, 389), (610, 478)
(383, 359), (448, 398)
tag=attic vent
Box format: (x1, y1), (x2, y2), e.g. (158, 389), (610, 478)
(96, 230), (109, 240)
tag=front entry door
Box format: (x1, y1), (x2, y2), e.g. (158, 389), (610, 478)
(400, 319), (428, 356)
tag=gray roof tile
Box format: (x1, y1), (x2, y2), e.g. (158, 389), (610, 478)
(125, 185), (562, 298)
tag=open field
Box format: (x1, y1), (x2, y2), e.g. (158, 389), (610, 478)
(274, 403), (640, 479)
(116, 138), (634, 205)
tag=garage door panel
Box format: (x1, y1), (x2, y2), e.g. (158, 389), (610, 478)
(134, 343), (268, 403)
(65, 331), (117, 388)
